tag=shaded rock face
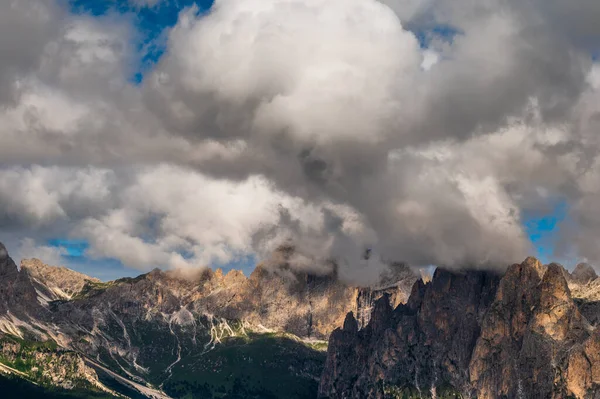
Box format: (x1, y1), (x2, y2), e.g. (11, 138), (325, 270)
(0, 243), (40, 316)
(320, 269), (500, 398)
(320, 258), (600, 399)
(470, 261), (591, 399)
(355, 263), (416, 329)
(0, 243), (18, 314)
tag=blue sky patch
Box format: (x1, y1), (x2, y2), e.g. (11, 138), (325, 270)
(66, 256), (141, 281)
(47, 238), (89, 257)
(412, 24), (462, 49)
(68, 0), (214, 82)
(522, 200), (568, 264)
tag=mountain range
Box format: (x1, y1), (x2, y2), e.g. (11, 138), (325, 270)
(0, 242), (416, 399)
(4, 241), (600, 398)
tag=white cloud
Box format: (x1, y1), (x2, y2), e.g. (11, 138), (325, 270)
(146, 0), (421, 143)
(421, 49), (440, 70)
(0, 166), (114, 227)
(75, 165), (328, 270)
(1, 0), (600, 279)
(14, 238), (66, 267)
(589, 64), (600, 89)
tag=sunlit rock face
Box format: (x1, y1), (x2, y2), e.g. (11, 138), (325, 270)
(320, 258), (600, 399)
(21, 258), (100, 301)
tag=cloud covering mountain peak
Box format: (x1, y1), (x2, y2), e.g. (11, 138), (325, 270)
(0, 0), (599, 282)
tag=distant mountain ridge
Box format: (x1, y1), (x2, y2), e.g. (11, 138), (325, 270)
(0, 242), (417, 399)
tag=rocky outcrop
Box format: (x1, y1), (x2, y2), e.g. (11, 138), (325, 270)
(0, 337), (111, 393)
(469, 257), (547, 398)
(355, 263), (417, 329)
(21, 258), (100, 301)
(188, 263), (359, 339)
(320, 258), (600, 399)
(320, 268), (500, 398)
(0, 243), (40, 317)
(565, 329), (600, 397)
(174, 249), (416, 339)
(470, 261), (591, 399)
(570, 263), (598, 285)
(568, 264), (600, 327)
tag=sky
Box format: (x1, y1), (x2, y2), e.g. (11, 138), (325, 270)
(0, 0), (599, 282)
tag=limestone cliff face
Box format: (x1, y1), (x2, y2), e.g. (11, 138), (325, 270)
(568, 266), (600, 330)
(470, 261), (591, 399)
(320, 269), (500, 398)
(320, 258), (600, 399)
(21, 258), (100, 300)
(188, 263), (360, 339)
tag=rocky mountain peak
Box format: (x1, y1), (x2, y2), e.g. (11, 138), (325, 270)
(222, 269), (246, 285)
(541, 262), (571, 300)
(495, 257), (543, 305)
(522, 255), (547, 278)
(571, 262), (598, 285)
(0, 242), (17, 278)
(0, 242), (18, 314)
(366, 294), (393, 333)
(20, 258), (100, 300)
(213, 268), (225, 279)
(0, 243), (39, 316)
(147, 267), (163, 279)
(342, 311), (358, 334)
(532, 262), (583, 342)
(0, 242), (8, 260)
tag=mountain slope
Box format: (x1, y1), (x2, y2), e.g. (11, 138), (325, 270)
(21, 258), (100, 301)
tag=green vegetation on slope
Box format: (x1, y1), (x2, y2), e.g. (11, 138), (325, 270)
(0, 319), (330, 399)
(383, 383), (466, 399)
(163, 332), (326, 399)
(0, 335), (109, 396)
(0, 373), (116, 399)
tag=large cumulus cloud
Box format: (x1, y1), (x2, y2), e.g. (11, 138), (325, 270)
(1, 0), (600, 282)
